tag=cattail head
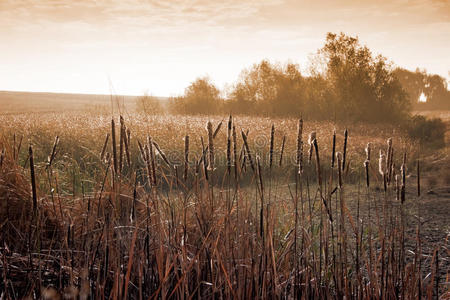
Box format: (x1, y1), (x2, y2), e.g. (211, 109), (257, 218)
(207, 121), (214, 170)
(363, 159), (369, 168)
(308, 131), (316, 145)
(365, 143), (371, 161)
(379, 153), (387, 176)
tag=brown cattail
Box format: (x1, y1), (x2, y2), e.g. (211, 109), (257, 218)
(184, 135), (189, 181)
(257, 155), (264, 238)
(364, 159), (370, 187)
(126, 128), (131, 149)
(365, 142), (371, 161)
(201, 136), (208, 181)
(232, 124), (238, 179)
(119, 116), (125, 173)
(207, 121), (215, 170)
(29, 144), (37, 214)
(111, 118), (118, 174)
(241, 130), (255, 172)
(308, 131), (316, 164)
(342, 128), (348, 171)
(417, 159), (420, 197)
(213, 120), (223, 139)
(13, 133), (16, 161)
(379, 151), (387, 191)
(331, 129), (336, 168)
(296, 119), (303, 173)
(0, 148), (5, 168)
(144, 144), (152, 187)
(279, 135), (286, 167)
(269, 124), (275, 169)
(47, 136), (59, 167)
(227, 115), (232, 175)
(100, 133), (110, 162)
(386, 138), (393, 183)
(379, 151), (387, 176)
(401, 162), (406, 203)
(336, 152), (343, 188)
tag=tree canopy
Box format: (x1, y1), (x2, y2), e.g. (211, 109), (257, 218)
(157, 32), (440, 123)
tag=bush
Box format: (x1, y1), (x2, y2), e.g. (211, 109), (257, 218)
(136, 94), (164, 115)
(405, 115), (446, 148)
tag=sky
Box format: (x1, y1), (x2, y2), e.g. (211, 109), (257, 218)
(0, 0), (449, 96)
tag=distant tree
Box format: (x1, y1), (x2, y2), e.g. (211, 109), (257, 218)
(228, 60), (305, 116)
(136, 93), (164, 115)
(168, 77), (222, 115)
(318, 32), (410, 123)
(394, 68), (450, 110)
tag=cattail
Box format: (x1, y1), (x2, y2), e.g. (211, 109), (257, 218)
(336, 152), (343, 188)
(153, 140), (171, 167)
(184, 135), (189, 181)
(386, 138), (393, 183)
(207, 121), (215, 170)
(232, 124), (238, 179)
(364, 159), (370, 187)
(227, 115), (232, 175)
(331, 129), (336, 168)
(296, 119), (303, 172)
(401, 162), (406, 203)
(308, 131), (316, 164)
(0, 148), (5, 168)
(379, 151), (387, 191)
(100, 133), (110, 161)
(379, 152), (387, 176)
(47, 136), (59, 167)
(279, 135), (286, 167)
(148, 136), (157, 186)
(122, 126), (131, 168)
(213, 120), (223, 139)
(365, 143), (371, 161)
(201, 136), (208, 180)
(13, 133), (16, 161)
(119, 116), (125, 173)
(269, 124), (275, 169)
(111, 118), (118, 174)
(257, 155), (264, 238)
(144, 144), (152, 186)
(126, 128), (131, 149)
(342, 129), (348, 171)
(29, 144), (37, 214)
(417, 159), (420, 197)
(241, 130), (255, 172)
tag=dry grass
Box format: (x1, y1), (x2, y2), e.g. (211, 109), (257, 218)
(0, 112), (448, 299)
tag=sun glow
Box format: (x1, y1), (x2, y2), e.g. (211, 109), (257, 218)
(418, 92), (427, 103)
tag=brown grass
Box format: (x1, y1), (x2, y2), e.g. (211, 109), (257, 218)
(0, 111), (448, 298)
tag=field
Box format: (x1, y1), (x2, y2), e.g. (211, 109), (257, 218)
(0, 93), (449, 298)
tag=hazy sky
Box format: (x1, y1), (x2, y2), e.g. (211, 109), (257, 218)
(1, 0), (449, 96)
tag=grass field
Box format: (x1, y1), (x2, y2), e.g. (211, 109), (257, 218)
(0, 93), (449, 298)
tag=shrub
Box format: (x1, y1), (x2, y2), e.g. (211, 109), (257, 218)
(405, 115), (446, 148)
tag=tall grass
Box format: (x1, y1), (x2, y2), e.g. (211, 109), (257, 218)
(0, 113), (448, 299)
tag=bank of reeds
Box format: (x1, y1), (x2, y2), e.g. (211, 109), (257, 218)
(0, 115), (447, 299)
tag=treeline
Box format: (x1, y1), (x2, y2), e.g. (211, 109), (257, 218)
(138, 33), (449, 123)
